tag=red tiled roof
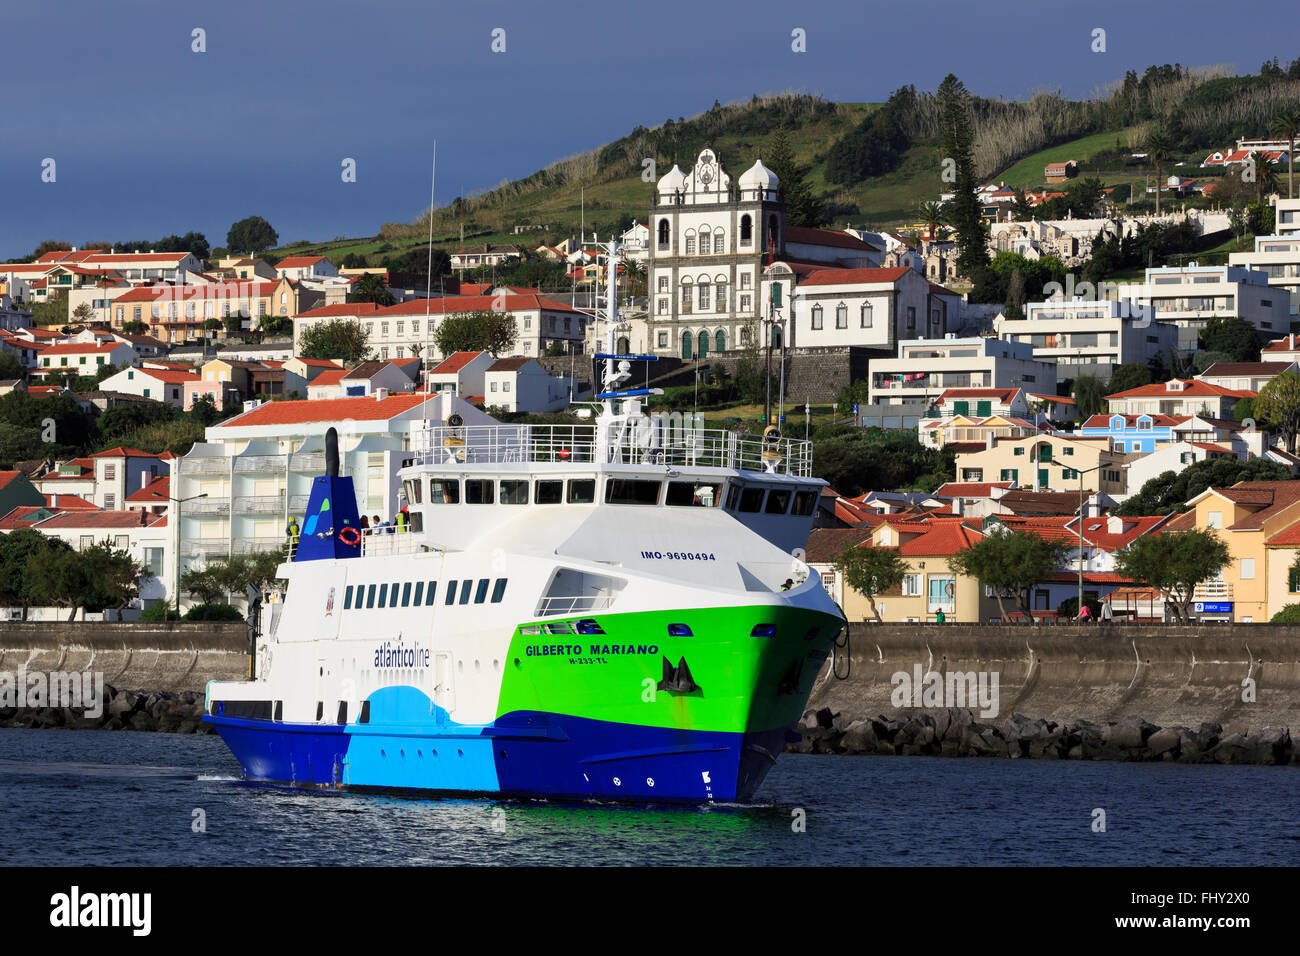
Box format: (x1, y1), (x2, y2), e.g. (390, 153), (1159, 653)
(129, 368), (200, 384)
(217, 393), (433, 427)
(783, 227), (879, 251)
(0, 470), (28, 491)
(307, 368), (347, 387)
(940, 387), (1020, 402)
(292, 356), (344, 368)
(430, 351), (490, 375)
(1106, 379), (1255, 400)
(896, 519), (984, 556)
(1265, 523), (1300, 546)
(114, 281), (281, 303)
(42, 493), (97, 510)
(0, 506), (51, 530)
(797, 267), (911, 287)
(487, 357), (531, 372)
(127, 475), (170, 503)
(1198, 362), (1293, 376)
(1188, 442), (1235, 454)
(33, 509), (167, 529)
(276, 256), (327, 269)
(804, 527), (876, 563)
(1081, 413), (1190, 428)
(91, 446), (161, 459)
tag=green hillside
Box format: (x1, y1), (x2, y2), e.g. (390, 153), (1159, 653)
(263, 65), (1300, 267)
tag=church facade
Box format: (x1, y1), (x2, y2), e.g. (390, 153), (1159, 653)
(645, 148), (784, 359)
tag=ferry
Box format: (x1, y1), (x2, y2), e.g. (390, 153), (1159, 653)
(204, 238), (843, 804)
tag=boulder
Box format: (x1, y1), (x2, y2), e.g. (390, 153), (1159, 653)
(1145, 728), (1181, 759)
(839, 720), (877, 754)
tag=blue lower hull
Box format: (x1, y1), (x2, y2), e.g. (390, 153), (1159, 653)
(204, 709), (786, 804)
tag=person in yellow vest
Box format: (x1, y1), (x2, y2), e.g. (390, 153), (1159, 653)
(285, 516), (299, 548)
(395, 509), (407, 533)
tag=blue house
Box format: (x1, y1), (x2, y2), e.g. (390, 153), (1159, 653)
(1079, 413), (1179, 453)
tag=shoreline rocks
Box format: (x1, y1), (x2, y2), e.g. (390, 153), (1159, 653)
(790, 707), (1297, 766)
(0, 685), (214, 734)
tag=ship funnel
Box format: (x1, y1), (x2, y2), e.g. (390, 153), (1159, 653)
(326, 426), (339, 477)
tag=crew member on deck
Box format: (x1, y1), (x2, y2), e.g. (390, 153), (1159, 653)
(286, 516), (299, 546)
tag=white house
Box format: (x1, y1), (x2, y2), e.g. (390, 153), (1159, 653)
(274, 256), (339, 281)
(98, 366), (200, 407)
(1228, 232), (1300, 316)
(1135, 264), (1289, 349)
(33, 341), (136, 380)
(426, 350), (494, 400)
(482, 357), (573, 413)
(27, 510), (173, 614)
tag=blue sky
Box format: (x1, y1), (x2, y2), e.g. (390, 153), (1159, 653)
(2, 0), (1294, 259)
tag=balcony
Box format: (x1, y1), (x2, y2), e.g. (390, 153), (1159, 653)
(180, 458), (228, 476)
(180, 538), (229, 558)
(182, 498), (230, 515)
(289, 453), (325, 472)
(1192, 581), (1233, 601)
(234, 455), (284, 473)
(233, 537), (288, 555)
(232, 495), (286, 514)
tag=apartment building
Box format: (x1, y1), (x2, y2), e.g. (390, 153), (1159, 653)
(868, 336), (1057, 408)
(1195, 361), (1297, 393)
(995, 298), (1177, 379)
(1136, 265), (1288, 349)
(1228, 232), (1300, 316)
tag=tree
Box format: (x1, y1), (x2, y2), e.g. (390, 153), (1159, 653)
(833, 544), (908, 622)
(1112, 456), (1293, 516)
(1255, 369), (1300, 453)
(1107, 363), (1152, 395)
(1114, 529), (1230, 623)
(348, 272), (395, 307)
(1143, 129), (1177, 216)
(937, 74), (991, 296)
(298, 318), (372, 363)
(765, 125), (822, 228)
(0, 350), (24, 382)
(223, 313), (245, 337)
(433, 310), (518, 357)
(0, 530), (70, 619)
(179, 565), (227, 607)
(25, 540), (144, 621)
(226, 216), (279, 255)
(122, 320), (148, 334)
(71, 302), (95, 325)
(1071, 373), (1108, 419)
(948, 528), (1067, 622)
(1269, 109), (1300, 199)
(189, 393), (220, 427)
(1200, 315), (1259, 362)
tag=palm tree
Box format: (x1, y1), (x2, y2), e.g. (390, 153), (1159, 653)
(1269, 108), (1300, 198)
(1143, 130), (1176, 216)
(918, 200), (945, 242)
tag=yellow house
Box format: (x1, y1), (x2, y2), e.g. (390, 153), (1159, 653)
(1183, 481), (1300, 622)
(953, 432), (1129, 494)
(808, 518), (1002, 623)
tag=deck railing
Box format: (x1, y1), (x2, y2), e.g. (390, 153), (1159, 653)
(411, 422), (812, 477)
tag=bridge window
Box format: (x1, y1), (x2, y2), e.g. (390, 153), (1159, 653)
(465, 479), (495, 504)
(378, 584), (388, 607)
(459, 582), (472, 604)
(414, 581), (424, 605)
(344, 586), (354, 610)
(606, 479), (661, 505)
(430, 479), (460, 503)
(475, 578), (490, 603)
(491, 578), (507, 603)
(668, 623), (693, 637)
(568, 479), (596, 503)
(445, 581), (457, 605)
(536, 479), (563, 504)
(366, 584), (377, 608)
(427, 581), (438, 605)
(401, 582), (412, 607)
(666, 481), (721, 507)
(765, 489), (792, 514)
(738, 487), (765, 512)
(792, 490), (818, 516)
(575, 618), (604, 635)
(500, 479), (529, 504)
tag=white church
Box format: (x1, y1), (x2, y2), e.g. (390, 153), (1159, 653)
(645, 148), (948, 359)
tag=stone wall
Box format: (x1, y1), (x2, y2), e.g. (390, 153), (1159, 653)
(710, 346), (879, 404)
(0, 621), (250, 694)
(808, 623), (1300, 733)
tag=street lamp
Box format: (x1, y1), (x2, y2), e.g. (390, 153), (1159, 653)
(1071, 463), (1108, 622)
(168, 493), (208, 620)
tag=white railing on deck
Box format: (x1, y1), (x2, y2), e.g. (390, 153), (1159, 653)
(536, 594), (618, 616)
(410, 423), (812, 477)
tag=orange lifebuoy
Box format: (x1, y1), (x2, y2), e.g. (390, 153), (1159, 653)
(338, 526), (361, 547)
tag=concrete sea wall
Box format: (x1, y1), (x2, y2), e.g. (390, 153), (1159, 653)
(0, 622), (249, 695)
(798, 623), (1300, 764)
